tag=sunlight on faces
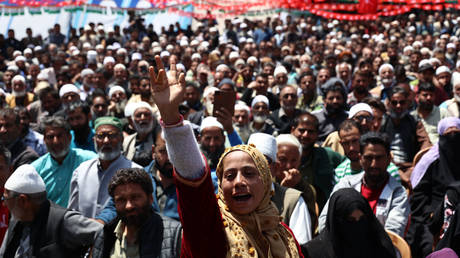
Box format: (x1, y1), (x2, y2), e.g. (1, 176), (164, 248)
(132, 108), (154, 135)
(221, 151), (265, 215)
(339, 126), (361, 162)
(276, 144), (301, 181)
(44, 127), (71, 159)
(113, 183), (153, 226)
(291, 122), (318, 150)
(94, 124), (123, 161)
(359, 143), (391, 182)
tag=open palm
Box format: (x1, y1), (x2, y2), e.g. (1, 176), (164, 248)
(149, 55), (185, 124)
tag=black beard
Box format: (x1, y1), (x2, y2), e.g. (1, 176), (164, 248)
(155, 160), (174, 178)
(119, 204), (152, 227)
(200, 144), (226, 170)
(418, 101), (433, 111)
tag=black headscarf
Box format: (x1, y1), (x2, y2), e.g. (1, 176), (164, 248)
(303, 188), (396, 258)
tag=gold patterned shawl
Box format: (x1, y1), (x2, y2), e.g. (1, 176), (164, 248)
(215, 144), (300, 258)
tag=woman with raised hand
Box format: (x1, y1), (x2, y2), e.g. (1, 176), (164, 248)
(149, 55), (302, 257)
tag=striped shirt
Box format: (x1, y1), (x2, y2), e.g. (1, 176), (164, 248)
(334, 158), (401, 184)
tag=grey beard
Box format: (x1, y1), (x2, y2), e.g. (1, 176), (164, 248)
(114, 100), (127, 114)
(381, 78), (394, 87)
(98, 149), (121, 161)
(235, 124), (250, 142)
(12, 90), (26, 97)
(205, 100), (213, 115)
(455, 94), (460, 103)
(95, 141), (122, 161)
(133, 120), (154, 135)
(253, 114), (267, 124)
(49, 146), (70, 159)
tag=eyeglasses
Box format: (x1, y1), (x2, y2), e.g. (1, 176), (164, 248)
(95, 132), (119, 141)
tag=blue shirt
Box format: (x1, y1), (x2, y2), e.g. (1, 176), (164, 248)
(31, 148), (97, 207)
(70, 128), (96, 152)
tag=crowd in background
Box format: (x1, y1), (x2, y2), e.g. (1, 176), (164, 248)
(0, 9), (460, 257)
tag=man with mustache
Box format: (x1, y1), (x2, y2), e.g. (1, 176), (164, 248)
(347, 70), (373, 107)
(97, 136), (180, 223)
(411, 82), (449, 144)
(249, 95), (277, 136)
(313, 78), (348, 143)
(334, 119), (400, 184)
(91, 168), (181, 258)
(380, 86), (432, 177)
(123, 102), (161, 167)
(6, 75), (34, 108)
(232, 102), (250, 143)
(370, 63), (396, 101)
(319, 132), (410, 237)
(68, 117), (141, 218)
(31, 116), (96, 207)
(270, 84), (301, 134)
(67, 101), (96, 152)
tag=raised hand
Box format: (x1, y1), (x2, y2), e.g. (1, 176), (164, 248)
(280, 168), (302, 188)
(149, 55), (185, 125)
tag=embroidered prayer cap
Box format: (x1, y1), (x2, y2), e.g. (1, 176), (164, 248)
(5, 165), (46, 194)
(94, 116), (123, 132)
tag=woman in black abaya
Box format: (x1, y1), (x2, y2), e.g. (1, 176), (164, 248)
(302, 188), (396, 258)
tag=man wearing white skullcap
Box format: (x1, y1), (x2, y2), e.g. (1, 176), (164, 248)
(6, 75), (34, 108)
(370, 63), (395, 100)
(0, 164), (103, 257)
(108, 86), (127, 119)
(322, 102), (374, 156)
(248, 133), (313, 245)
(249, 95), (277, 136)
(232, 102), (250, 143)
(198, 116), (243, 173)
(59, 84), (81, 107)
(78, 68), (95, 101)
(122, 102), (161, 167)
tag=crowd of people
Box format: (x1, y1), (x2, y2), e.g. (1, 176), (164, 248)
(0, 8), (460, 257)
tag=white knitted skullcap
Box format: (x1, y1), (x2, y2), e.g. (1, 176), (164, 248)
(108, 86), (125, 99)
(248, 133), (277, 162)
(5, 164), (46, 194)
(59, 84), (79, 97)
(200, 116), (223, 132)
(251, 95), (269, 108)
(348, 103), (373, 118)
